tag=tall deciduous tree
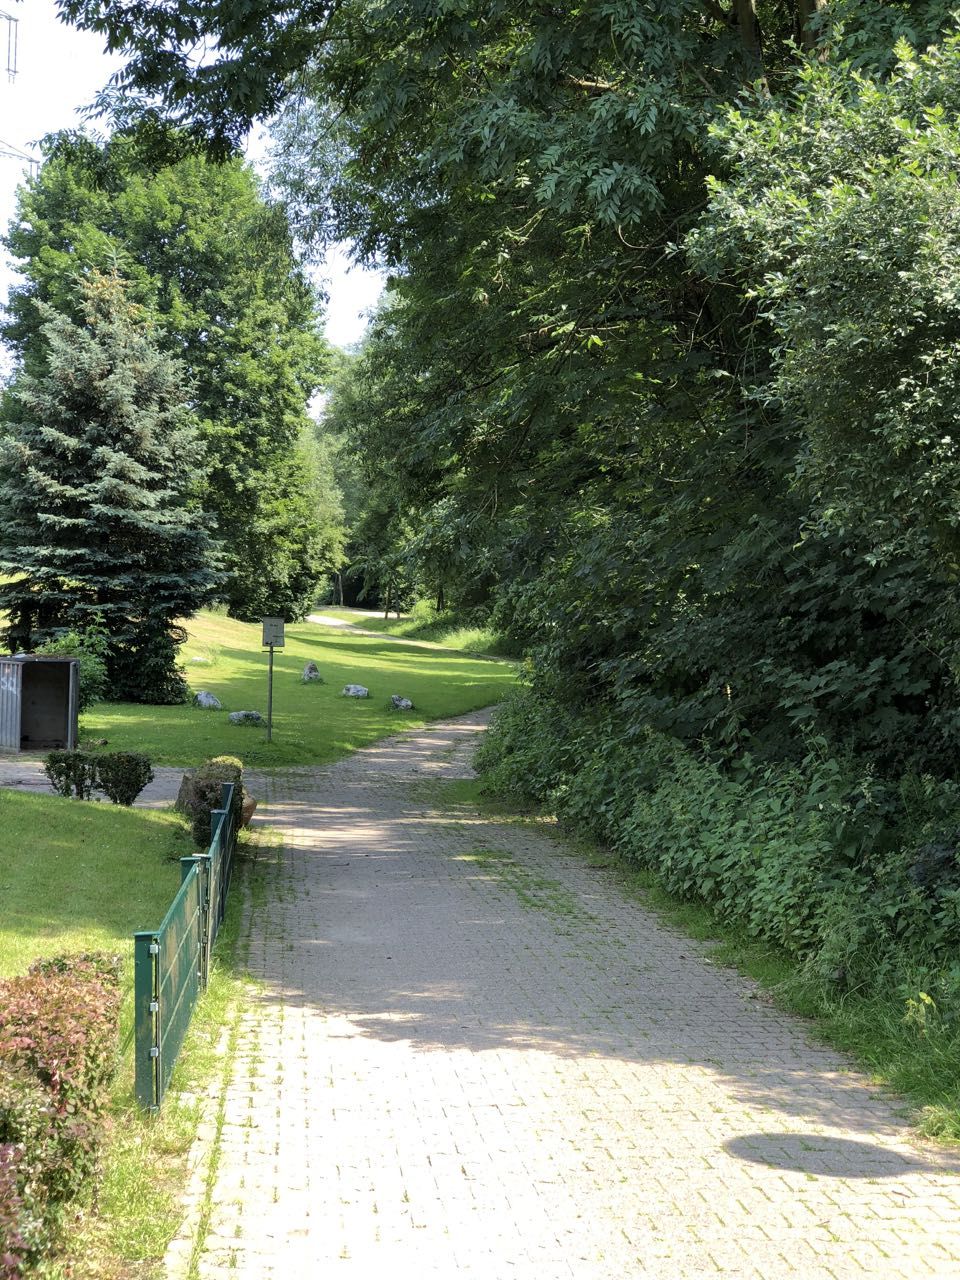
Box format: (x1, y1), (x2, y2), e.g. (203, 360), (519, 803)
(0, 272), (218, 703)
(49, 0), (960, 771)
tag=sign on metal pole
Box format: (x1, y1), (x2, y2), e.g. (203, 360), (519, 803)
(261, 618), (285, 742)
(261, 617), (285, 648)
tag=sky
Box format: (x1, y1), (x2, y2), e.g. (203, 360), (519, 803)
(0, 0), (384, 353)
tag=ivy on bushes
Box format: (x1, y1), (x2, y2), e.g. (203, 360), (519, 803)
(0, 953), (122, 1279)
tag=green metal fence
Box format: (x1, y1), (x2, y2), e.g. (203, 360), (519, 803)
(134, 783), (238, 1110)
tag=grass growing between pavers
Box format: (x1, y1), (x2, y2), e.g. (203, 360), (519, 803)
(425, 775), (960, 1144)
(456, 846), (586, 920)
(82, 609), (516, 766)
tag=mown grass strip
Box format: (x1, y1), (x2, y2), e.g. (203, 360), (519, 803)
(0, 789), (194, 980)
(55, 835), (264, 1280)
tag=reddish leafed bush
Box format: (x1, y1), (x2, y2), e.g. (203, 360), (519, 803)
(0, 1146), (26, 1280)
(0, 953), (122, 1275)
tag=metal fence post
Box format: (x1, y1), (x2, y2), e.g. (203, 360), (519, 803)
(134, 930), (160, 1111)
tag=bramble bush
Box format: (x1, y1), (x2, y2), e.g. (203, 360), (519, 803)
(0, 953), (122, 1279)
(478, 687), (960, 1011)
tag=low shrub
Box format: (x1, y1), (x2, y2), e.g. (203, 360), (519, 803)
(0, 954), (122, 1277)
(0, 1146), (27, 1280)
(43, 751), (154, 805)
(0, 1072), (53, 1274)
(42, 751), (97, 800)
(94, 752), (154, 806)
(177, 755), (244, 847)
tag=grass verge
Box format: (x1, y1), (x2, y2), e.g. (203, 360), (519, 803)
(50, 833), (266, 1280)
(424, 775), (960, 1143)
(0, 786), (265, 1277)
(81, 609), (515, 766)
(0, 789), (194, 979)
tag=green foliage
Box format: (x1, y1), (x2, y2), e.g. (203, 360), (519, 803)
(42, 752), (97, 801)
(43, 750), (154, 805)
(57, 0), (960, 1046)
(0, 271), (218, 703)
(0, 1143), (28, 1280)
(93, 752), (154, 806)
(689, 32), (960, 580)
(480, 688), (960, 1006)
(177, 755), (244, 847)
(0, 953), (122, 1276)
(4, 128), (343, 621)
(34, 624), (109, 714)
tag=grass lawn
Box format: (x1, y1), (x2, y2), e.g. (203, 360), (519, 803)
(82, 610), (516, 767)
(317, 604), (518, 657)
(0, 788), (193, 979)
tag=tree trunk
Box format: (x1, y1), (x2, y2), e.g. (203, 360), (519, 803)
(796, 0), (824, 51)
(733, 0), (762, 68)
(436, 582), (446, 612)
(384, 581), (392, 619)
(335, 571), (344, 608)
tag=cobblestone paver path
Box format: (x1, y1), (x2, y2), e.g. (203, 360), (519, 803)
(170, 711), (960, 1279)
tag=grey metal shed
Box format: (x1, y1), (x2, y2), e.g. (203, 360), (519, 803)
(0, 656), (80, 753)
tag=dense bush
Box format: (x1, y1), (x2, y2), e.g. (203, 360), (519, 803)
(478, 687), (960, 1009)
(0, 1146), (26, 1280)
(176, 755), (244, 847)
(94, 752), (154, 806)
(42, 752), (96, 800)
(0, 954), (121, 1277)
(43, 751), (154, 805)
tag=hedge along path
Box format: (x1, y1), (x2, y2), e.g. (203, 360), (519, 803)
(167, 710), (960, 1280)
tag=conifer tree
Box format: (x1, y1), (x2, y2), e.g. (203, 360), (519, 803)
(0, 271), (218, 703)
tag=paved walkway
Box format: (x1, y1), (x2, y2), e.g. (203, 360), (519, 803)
(165, 711), (960, 1279)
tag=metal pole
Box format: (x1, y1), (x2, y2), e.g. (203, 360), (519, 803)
(267, 644), (274, 742)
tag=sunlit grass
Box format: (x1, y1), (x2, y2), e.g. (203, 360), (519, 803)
(82, 610), (516, 767)
(0, 788), (193, 979)
(318, 604), (517, 657)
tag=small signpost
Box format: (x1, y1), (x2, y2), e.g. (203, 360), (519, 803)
(261, 618), (285, 742)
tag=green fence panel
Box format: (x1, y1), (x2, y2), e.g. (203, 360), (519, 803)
(133, 930), (159, 1110)
(134, 782), (238, 1110)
